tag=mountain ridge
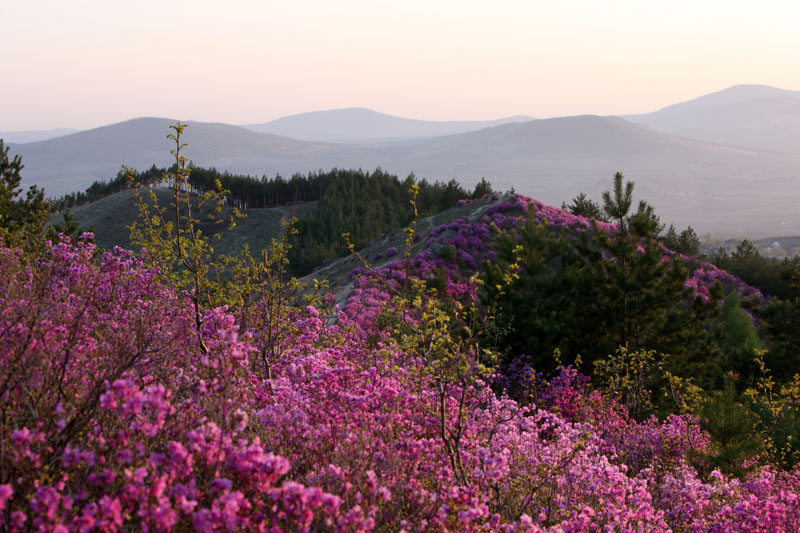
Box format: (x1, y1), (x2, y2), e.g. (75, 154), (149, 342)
(242, 107), (534, 143)
(624, 84), (800, 153)
(16, 113), (800, 237)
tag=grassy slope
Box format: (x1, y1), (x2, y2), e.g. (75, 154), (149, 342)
(302, 195), (502, 306)
(51, 188), (502, 307)
(52, 188), (316, 257)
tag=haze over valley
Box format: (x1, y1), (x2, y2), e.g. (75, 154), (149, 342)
(7, 84), (800, 238)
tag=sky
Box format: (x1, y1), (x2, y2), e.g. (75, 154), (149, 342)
(2, 0), (799, 131)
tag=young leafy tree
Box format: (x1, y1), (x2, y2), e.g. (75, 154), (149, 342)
(345, 185), (499, 486)
(129, 123), (242, 352)
(129, 123), (326, 377)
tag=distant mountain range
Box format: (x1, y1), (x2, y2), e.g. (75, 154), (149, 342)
(0, 128), (80, 144)
(6, 84), (800, 237)
(624, 84), (800, 153)
(242, 107), (534, 143)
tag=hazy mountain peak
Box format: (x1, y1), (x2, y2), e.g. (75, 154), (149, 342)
(624, 84), (800, 153)
(243, 108), (535, 143)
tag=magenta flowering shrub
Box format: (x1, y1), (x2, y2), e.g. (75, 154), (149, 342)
(0, 236), (340, 531)
(344, 193), (762, 342)
(1, 218), (797, 530)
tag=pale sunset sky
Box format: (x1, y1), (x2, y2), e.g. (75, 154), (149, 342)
(2, 0), (798, 130)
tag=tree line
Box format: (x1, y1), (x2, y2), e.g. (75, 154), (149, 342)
(288, 170), (490, 274)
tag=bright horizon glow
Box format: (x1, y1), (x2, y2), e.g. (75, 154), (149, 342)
(2, 0), (799, 131)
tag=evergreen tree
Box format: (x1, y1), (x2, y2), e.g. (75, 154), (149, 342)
(759, 257), (800, 376)
(471, 177), (493, 198)
(47, 209), (93, 244)
(562, 192), (606, 221)
(602, 172), (634, 230)
(678, 226), (701, 256)
(482, 203), (718, 376)
(662, 224), (680, 251)
(0, 140), (49, 250)
(713, 291), (762, 380)
(628, 199), (663, 239)
(482, 207), (595, 372)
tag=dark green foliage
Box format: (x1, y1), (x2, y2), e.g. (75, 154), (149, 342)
(628, 199), (663, 239)
(588, 227), (718, 378)
(289, 169), (472, 275)
(600, 172), (663, 239)
(0, 140), (49, 250)
(710, 241), (795, 299)
(482, 205), (717, 377)
(52, 164), (337, 212)
(712, 292), (762, 380)
(188, 167), (333, 208)
(482, 210), (595, 373)
(662, 225), (680, 251)
(662, 224), (701, 256)
(47, 209), (93, 244)
(701, 374), (761, 476)
(678, 226), (701, 256)
(470, 178), (493, 199)
(483, 173), (722, 393)
(602, 171), (634, 230)
(561, 193), (607, 221)
(759, 257), (800, 376)
(50, 165), (165, 212)
(50, 163), (477, 274)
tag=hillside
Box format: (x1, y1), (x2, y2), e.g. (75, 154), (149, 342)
(357, 115), (800, 237)
(54, 165), (478, 277)
(243, 107), (533, 143)
(701, 234), (800, 258)
(57, 188), (317, 257)
(624, 84), (800, 153)
(7, 187), (800, 530)
(18, 113), (800, 237)
(14, 117), (345, 197)
(1, 127), (79, 144)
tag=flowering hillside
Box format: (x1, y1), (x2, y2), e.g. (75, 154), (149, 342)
(344, 194), (762, 337)
(2, 187), (799, 531)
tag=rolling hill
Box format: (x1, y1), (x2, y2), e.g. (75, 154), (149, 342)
(14, 118), (348, 197)
(13, 91), (800, 237)
(242, 107), (533, 143)
(1, 128), (80, 144)
(340, 115), (800, 237)
(57, 188), (318, 258)
(624, 84), (800, 153)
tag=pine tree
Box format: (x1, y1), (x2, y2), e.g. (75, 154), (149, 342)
(0, 140), (49, 250)
(602, 172), (634, 231)
(677, 226), (701, 256)
(561, 192), (606, 221)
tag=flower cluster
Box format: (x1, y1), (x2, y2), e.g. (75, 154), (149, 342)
(0, 196), (794, 531)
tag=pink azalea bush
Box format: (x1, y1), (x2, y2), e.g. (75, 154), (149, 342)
(1, 191), (798, 531)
